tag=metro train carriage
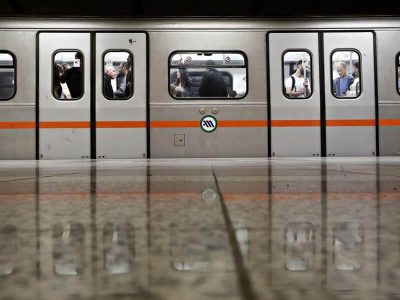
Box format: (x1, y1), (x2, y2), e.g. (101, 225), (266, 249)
(1, 18), (400, 159)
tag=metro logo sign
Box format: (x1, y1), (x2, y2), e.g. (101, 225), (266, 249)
(200, 115), (218, 133)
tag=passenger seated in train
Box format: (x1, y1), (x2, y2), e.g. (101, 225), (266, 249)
(104, 64), (117, 99)
(332, 62), (354, 97)
(170, 67), (191, 97)
(115, 62), (129, 98)
(284, 60), (310, 98)
(59, 52), (83, 99)
(198, 68), (227, 97)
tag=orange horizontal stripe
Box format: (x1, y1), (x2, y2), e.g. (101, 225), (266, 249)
(219, 120), (267, 127)
(39, 121), (90, 128)
(326, 119), (375, 126)
(97, 121), (146, 128)
(271, 120), (320, 127)
(151, 121), (199, 128)
(0, 121), (35, 129)
(379, 119), (400, 126)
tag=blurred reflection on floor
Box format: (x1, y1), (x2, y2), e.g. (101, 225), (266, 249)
(0, 158), (399, 300)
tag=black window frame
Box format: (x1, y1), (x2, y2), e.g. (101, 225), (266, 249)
(396, 52), (400, 96)
(0, 51), (17, 101)
(330, 48), (362, 100)
(168, 50), (248, 100)
(281, 49), (313, 100)
(102, 49), (134, 101)
(52, 49), (85, 101)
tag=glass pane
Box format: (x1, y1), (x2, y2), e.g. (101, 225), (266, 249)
(0, 53), (13, 66)
(285, 222), (315, 271)
(283, 51), (312, 99)
(103, 222), (135, 274)
(53, 51), (84, 100)
(169, 52), (247, 99)
(0, 52), (15, 100)
(103, 51), (133, 100)
(397, 55), (400, 94)
(332, 51), (361, 98)
(53, 223), (85, 275)
(170, 52), (245, 67)
(334, 222), (363, 271)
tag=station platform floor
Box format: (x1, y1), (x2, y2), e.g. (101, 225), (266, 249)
(0, 158), (399, 300)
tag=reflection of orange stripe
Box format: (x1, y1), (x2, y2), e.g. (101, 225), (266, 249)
(97, 121), (146, 128)
(379, 119), (400, 126)
(271, 120), (320, 127)
(39, 121), (90, 128)
(326, 119), (375, 126)
(0, 122), (35, 129)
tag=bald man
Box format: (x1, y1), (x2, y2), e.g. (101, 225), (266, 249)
(333, 62), (354, 97)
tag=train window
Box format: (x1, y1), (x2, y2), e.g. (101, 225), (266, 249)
(396, 53), (400, 95)
(0, 52), (16, 100)
(169, 51), (247, 99)
(331, 50), (361, 99)
(103, 51), (133, 100)
(282, 51), (312, 99)
(53, 51), (84, 100)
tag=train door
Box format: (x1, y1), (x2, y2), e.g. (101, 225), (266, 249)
(39, 32), (91, 159)
(268, 33), (321, 156)
(95, 33), (147, 159)
(323, 32), (376, 156)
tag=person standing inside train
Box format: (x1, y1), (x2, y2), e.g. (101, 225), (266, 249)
(115, 62), (129, 98)
(284, 60), (310, 98)
(333, 62), (354, 97)
(104, 64), (116, 99)
(59, 52), (83, 99)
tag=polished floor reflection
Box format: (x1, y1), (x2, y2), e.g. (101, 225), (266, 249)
(0, 158), (399, 300)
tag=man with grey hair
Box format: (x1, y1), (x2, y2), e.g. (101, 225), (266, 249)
(333, 62), (354, 97)
(104, 64), (116, 99)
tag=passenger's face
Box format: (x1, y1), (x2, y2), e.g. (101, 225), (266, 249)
(354, 67), (359, 76)
(299, 65), (304, 76)
(337, 65), (346, 77)
(177, 71), (181, 79)
(107, 69), (116, 79)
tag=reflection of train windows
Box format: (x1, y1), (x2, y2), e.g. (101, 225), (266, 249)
(0, 225), (17, 276)
(333, 222), (364, 271)
(0, 52), (16, 100)
(53, 223), (85, 275)
(284, 222), (315, 271)
(103, 222), (135, 274)
(169, 51), (247, 99)
(234, 224), (249, 260)
(169, 223), (209, 271)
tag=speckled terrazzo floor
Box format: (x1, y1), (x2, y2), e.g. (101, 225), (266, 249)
(0, 158), (399, 300)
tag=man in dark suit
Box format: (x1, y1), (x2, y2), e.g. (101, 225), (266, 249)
(59, 52), (83, 99)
